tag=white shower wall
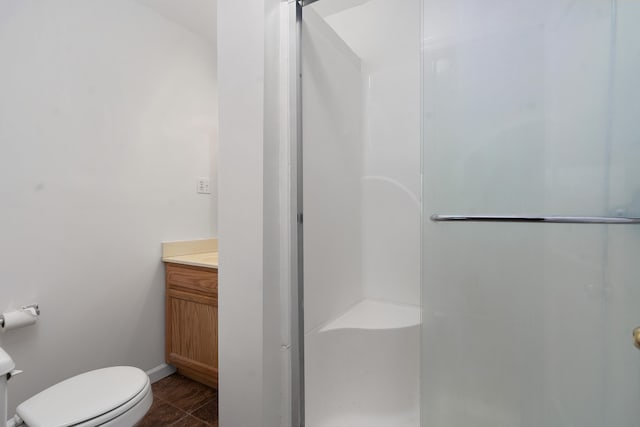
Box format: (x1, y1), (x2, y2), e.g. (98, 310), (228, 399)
(304, 0), (421, 332)
(326, 0), (421, 307)
(303, 1), (421, 426)
(361, 64), (421, 305)
(302, 7), (364, 333)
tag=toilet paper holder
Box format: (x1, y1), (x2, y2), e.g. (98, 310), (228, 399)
(0, 304), (40, 328)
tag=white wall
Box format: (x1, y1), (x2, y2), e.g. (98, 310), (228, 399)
(217, 0), (264, 422)
(0, 0), (217, 414)
(263, 1), (290, 426)
(217, 0), (288, 426)
(302, 8), (364, 332)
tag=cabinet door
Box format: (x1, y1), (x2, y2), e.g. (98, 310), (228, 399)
(166, 288), (218, 386)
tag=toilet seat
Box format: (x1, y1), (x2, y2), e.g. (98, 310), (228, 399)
(16, 366), (152, 427)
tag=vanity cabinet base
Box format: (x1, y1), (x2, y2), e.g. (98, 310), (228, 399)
(165, 263), (218, 388)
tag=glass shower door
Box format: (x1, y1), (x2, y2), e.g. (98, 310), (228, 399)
(422, 0), (640, 426)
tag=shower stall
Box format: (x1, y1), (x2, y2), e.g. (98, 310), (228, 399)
(295, 0), (640, 426)
(300, 0), (421, 425)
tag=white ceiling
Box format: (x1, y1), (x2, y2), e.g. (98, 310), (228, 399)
(135, 0), (217, 46)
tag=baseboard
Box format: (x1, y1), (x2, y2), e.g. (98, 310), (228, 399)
(146, 363), (176, 383)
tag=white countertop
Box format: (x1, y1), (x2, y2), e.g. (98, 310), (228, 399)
(162, 252), (218, 269)
(161, 238), (218, 269)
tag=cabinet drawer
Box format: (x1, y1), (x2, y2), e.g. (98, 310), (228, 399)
(166, 263), (218, 295)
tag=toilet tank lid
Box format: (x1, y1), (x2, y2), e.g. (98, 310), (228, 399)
(16, 366), (149, 427)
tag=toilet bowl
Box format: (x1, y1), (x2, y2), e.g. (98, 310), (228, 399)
(1, 347), (152, 427)
(15, 366), (152, 427)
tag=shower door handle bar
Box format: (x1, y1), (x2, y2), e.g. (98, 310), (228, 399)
(430, 214), (640, 224)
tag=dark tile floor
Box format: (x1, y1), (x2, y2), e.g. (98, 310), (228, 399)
(138, 374), (218, 426)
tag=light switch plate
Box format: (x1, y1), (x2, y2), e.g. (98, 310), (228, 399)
(197, 177), (210, 194)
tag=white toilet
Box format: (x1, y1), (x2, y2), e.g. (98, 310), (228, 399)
(1, 347), (152, 427)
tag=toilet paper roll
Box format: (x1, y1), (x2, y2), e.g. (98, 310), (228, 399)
(0, 310), (37, 331)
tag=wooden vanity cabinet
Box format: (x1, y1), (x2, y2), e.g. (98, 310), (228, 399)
(165, 262), (218, 388)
